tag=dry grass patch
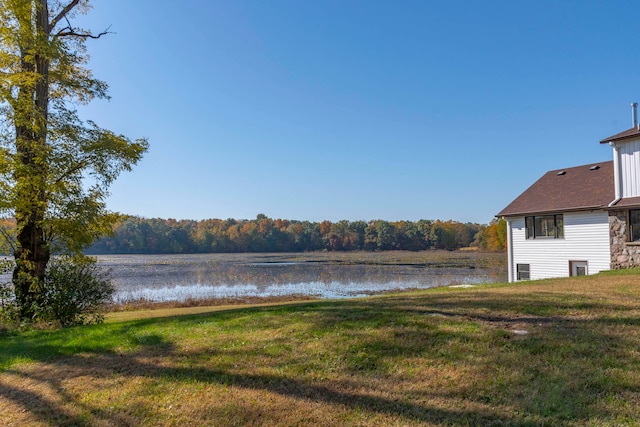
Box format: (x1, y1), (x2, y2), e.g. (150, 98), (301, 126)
(1, 270), (640, 425)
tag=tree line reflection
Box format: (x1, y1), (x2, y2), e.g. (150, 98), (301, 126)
(99, 253), (507, 302)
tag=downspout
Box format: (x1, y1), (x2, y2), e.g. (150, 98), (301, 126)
(609, 141), (622, 207)
(505, 218), (514, 282)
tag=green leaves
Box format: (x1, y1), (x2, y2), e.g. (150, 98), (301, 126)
(0, 0), (148, 256)
(0, 1), (148, 319)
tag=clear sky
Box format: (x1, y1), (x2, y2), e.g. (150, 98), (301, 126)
(74, 0), (640, 224)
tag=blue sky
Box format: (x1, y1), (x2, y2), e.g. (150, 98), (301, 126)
(74, 0), (640, 224)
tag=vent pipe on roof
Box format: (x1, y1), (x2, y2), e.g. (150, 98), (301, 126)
(633, 102), (639, 130)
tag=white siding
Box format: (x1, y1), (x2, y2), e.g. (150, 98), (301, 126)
(619, 137), (640, 197)
(509, 211), (610, 281)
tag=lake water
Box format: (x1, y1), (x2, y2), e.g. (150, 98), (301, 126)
(96, 252), (507, 303)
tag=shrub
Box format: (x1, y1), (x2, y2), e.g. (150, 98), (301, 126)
(0, 259), (17, 330)
(39, 257), (114, 327)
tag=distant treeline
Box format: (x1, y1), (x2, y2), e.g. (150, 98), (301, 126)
(86, 215), (507, 254)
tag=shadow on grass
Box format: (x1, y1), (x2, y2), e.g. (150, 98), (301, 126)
(1, 290), (639, 425)
(0, 349), (525, 426)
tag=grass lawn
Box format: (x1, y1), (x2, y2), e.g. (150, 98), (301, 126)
(1, 270), (639, 426)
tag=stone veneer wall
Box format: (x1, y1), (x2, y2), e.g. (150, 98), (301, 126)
(609, 209), (640, 268)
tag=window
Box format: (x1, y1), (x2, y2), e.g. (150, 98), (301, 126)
(516, 264), (530, 280)
(570, 261), (588, 277)
(525, 214), (563, 239)
(630, 210), (640, 242)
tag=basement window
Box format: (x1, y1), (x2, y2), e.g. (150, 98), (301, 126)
(525, 214), (564, 239)
(516, 264), (530, 280)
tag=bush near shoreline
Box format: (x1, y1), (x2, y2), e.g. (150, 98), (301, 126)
(1, 269), (639, 426)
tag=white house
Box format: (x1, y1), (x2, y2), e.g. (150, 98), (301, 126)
(498, 109), (640, 282)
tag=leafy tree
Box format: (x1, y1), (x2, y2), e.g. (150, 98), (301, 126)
(363, 222), (378, 251)
(474, 218), (507, 251)
(0, 0), (148, 319)
(328, 220), (358, 251)
(417, 219), (433, 248)
(430, 220), (457, 250)
(299, 221), (322, 251)
(349, 220), (367, 249)
(374, 220), (397, 250)
(326, 232), (343, 251)
(364, 220), (397, 251)
(87, 216), (495, 255)
(393, 220), (426, 251)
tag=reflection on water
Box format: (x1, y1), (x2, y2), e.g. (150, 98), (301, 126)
(97, 253), (506, 303)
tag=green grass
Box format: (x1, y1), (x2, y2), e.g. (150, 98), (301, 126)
(1, 270), (640, 426)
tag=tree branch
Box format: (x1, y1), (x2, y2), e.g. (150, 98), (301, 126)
(49, 0), (81, 32)
(54, 26), (112, 39)
(54, 160), (89, 185)
(0, 224), (16, 254)
(51, 3), (113, 40)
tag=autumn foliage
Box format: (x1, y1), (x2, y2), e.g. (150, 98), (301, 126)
(473, 219), (507, 252)
(84, 215), (503, 254)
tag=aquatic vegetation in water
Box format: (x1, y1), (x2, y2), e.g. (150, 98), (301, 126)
(97, 252), (506, 303)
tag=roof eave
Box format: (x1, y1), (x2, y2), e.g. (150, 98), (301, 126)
(600, 128), (640, 144)
(497, 205), (607, 218)
(606, 202), (640, 209)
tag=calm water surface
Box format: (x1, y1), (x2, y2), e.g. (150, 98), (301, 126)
(96, 252), (507, 303)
